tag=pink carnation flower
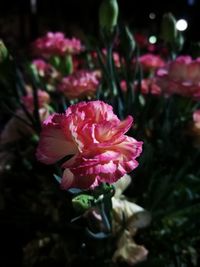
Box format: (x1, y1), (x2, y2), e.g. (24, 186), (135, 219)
(32, 32), (83, 58)
(138, 54), (165, 71)
(58, 70), (99, 100)
(156, 56), (200, 98)
(36, 101), (143, 190)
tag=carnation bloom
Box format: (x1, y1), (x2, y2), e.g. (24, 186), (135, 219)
(36, 101), (143, 189)
(58, 70), (99, 100)
(138, 54), (165, 72)
(32, 32), (83, 58)
(156, 56), (200, 98)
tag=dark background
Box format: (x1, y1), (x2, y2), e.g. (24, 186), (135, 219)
(0, 0), (199, 48)
(0, 1), (200, 267)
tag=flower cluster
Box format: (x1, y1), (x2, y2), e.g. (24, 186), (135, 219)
(32, 32), (83, 58)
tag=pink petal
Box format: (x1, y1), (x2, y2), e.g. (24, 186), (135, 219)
(36, 127), (77, 164)
(60, 168), (75, 189)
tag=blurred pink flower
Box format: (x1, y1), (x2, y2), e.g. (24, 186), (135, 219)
(36, 101), (143, 189)
(92, 49), (121, 68)
(32, 59), (53, 77)
(102, 49), (121, 68)
(192, 109), (200, 135)
(134, 33), (148, 48)
(120, 80), (127, 92)
(137, 78), (161, 95)
(58, 70), (99, 100)
(32, 32), (83, 58)
(22, 89), (50, 111)
(193, 109), (200, 129)
(188, 109), (200, 147)
(156, 56), (200, 98)
(1, 90), (50, 144)
(121, 79), (161, 95)
(138, 54), (165, 72)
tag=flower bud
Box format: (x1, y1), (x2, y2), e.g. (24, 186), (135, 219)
(0, 40), (8, 63)
(174, 31), (184, 52)
(72, 194), (94, 213)
(160, 13), (177, 45)
(120, 25), (136, 60)
(99, 0), (119, 32)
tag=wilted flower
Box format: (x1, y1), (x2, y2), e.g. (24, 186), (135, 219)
(32, 32), (83, 58)
(112, 230), (148, 266)
(36, 100), (143, 189)
(58, 70), (100, 100)
(111, 175), (150, 266)
(156, 56), (200, 98)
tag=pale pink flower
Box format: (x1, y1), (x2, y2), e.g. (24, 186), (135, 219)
(156, 56), (200, 98)
(36, 101), (143, 189)
(138, 53), (165, 71)
(32, 32), (83, 58)
(58, 70), (99, 100)
(112, 230), (148, 266)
